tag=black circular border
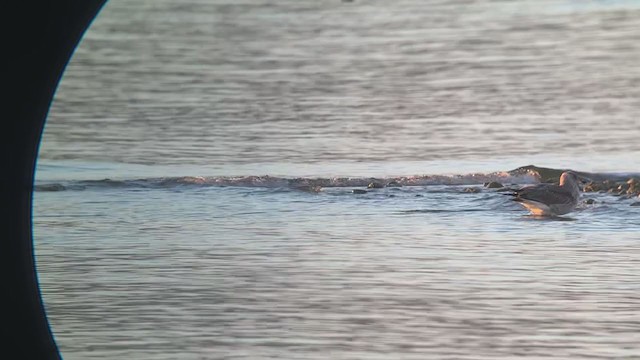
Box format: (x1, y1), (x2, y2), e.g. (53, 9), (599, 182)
(2, 2), (106, 358)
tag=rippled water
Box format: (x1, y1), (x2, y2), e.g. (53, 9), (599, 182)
(41, 0), (640, 167)
(34, 0), (640, 359)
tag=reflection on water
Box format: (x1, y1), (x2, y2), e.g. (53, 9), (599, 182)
(520, 214), (577, 221)
(35, 184), (640, 359)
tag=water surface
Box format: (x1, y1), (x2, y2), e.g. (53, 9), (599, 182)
(35, 0), (640, 358)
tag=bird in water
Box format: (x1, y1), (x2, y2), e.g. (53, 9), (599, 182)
(507, 171), (583, 216)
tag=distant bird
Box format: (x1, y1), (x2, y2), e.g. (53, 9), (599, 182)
(507, 171), (582, 216)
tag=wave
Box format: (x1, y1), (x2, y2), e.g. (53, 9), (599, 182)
(34, 165), (638, 192)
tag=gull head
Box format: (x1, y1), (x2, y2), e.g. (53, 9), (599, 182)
(559, 171), (582, 193)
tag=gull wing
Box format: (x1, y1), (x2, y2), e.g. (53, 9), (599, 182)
(513, 184), (576, 206)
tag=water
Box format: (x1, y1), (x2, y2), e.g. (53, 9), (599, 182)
(34, 0), (640, 358)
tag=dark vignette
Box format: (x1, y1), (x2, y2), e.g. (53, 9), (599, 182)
(1, 2), (106, 358)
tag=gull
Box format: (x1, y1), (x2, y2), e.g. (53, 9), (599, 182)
(507, 171), (582, 216)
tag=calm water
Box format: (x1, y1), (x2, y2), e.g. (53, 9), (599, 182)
(34, 0), (640, 359)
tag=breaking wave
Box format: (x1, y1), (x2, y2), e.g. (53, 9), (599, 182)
(34, 165), (638, 192)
